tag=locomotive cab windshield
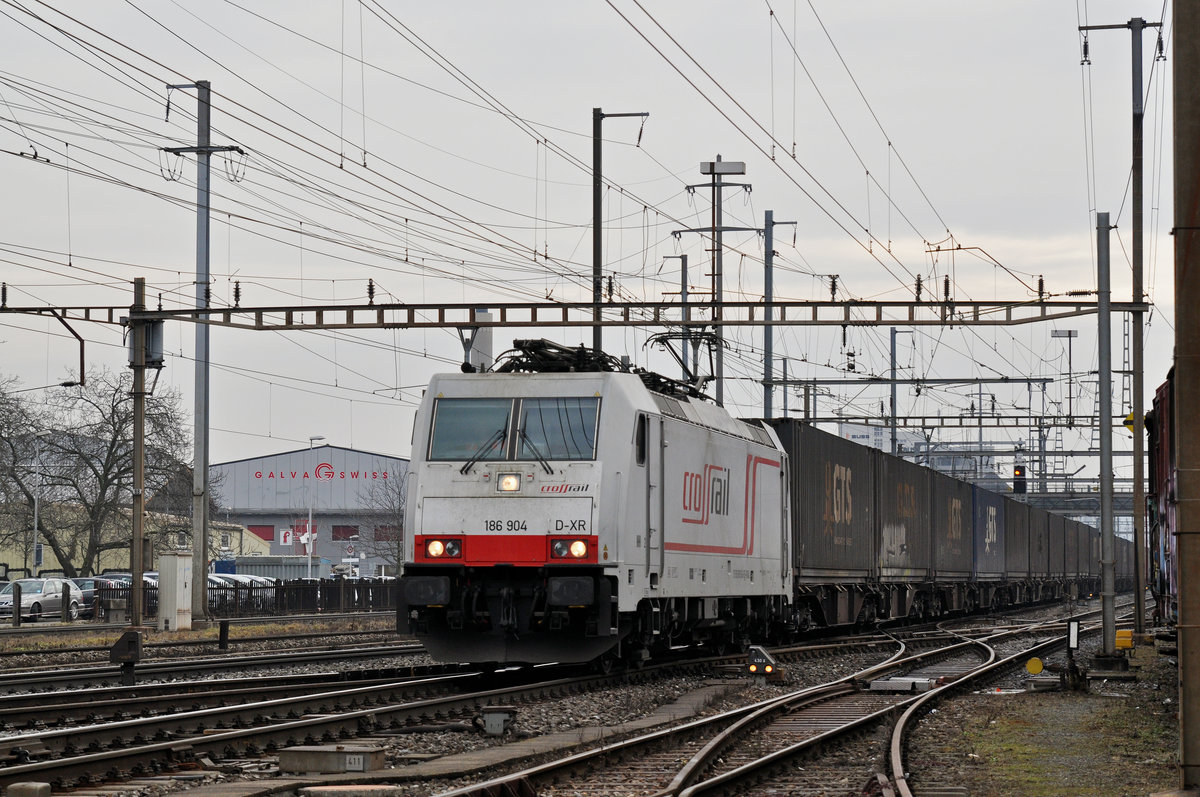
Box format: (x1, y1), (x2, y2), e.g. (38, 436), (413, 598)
(428, 396), (600, 463)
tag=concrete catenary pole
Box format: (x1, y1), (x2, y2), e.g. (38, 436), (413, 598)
(165, 82), (243, 619)
(192, 81), (212, 620)
(1173, 1), (1200, 787)
(1098, 212), (1116, 657)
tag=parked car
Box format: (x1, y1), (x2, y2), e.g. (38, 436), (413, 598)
(99, 572), (159, 617)
(70, 576), (121, 620)
(0, 578), (84, 621)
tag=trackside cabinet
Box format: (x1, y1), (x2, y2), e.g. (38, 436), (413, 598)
(158, 552), (192, 631)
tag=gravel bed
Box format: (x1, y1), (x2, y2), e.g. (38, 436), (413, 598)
(21, 603), (1174, 797)
(905, 631), (1179, 796)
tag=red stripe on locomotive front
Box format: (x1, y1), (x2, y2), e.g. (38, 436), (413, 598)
(413, 534), (600, 565)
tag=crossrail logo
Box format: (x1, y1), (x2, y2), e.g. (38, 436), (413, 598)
(540, 484), (589, 493)
(681, 464), (730, 525)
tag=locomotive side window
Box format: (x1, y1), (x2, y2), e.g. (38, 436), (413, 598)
(635, 413), (648, 465)
(517, 397), (599, 460)
(428, 398), (513, 460)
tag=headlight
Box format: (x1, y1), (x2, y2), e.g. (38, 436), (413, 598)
(497, 473), (521, 492)
(551, 539), (589, 559)
(425, 539), (462, 558)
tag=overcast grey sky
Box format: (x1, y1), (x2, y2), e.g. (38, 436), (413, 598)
(0, 1), (1173, 477)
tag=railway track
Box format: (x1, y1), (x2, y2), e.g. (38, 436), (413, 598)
(0, 600), (1133, 795)
(0, 642), (428, 693)
(0, 653), (723, 790)
(431, 613), (1103, 797)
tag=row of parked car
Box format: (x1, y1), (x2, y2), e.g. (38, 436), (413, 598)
(0, 573), (395, 621)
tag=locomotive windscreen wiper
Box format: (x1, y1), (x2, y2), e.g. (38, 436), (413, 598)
(460, 427), (506, 475)
(518, 428), (554, 475)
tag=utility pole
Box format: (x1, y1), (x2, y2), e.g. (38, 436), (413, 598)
(1171, 0), (1200, 786)
(1078, 14), (1160, 637)
(662, 255), (692, 382)
(676, 157), (752, 406)
(592, 108), (648, 354)
(164, 81), (242, 621)
(1051, 329), (1079, 425)
(889, 328), (913, 454)
(763, 210), (796, 418)
(129, 278), (147, 628)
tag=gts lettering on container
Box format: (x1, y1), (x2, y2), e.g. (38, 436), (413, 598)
(681, 465), (730, 524)
(822, 463), (852, 544)
(948, 497), (963, 540)
(984, 506), (999, 553)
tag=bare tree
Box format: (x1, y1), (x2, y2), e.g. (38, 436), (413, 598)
(357, 469), (409, 576)
(0, 375), (40, 575)
(0, 369), (189, 577)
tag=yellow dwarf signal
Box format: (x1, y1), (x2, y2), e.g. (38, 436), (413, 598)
(747, 645), (777, 677)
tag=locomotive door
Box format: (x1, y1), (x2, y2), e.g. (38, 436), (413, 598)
(638, 413), (665, 583)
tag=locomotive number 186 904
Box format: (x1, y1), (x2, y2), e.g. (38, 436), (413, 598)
(485, 519), (528, 532)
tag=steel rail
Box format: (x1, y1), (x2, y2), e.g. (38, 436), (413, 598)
(433, 640), (914, 797)
(0, 642), (424, 693)
(888, 612), (1132, 796)
(0, 659), (707, 790)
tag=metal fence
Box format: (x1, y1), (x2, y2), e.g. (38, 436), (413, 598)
(94, 577), (397, 621)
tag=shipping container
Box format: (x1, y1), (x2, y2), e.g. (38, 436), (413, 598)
(1089, 528), (1101, 577)
(931, 469), (972, 580)
(875, 451), (932, 581)
(1072, 522), (1089, 579)
(1048, 514), (1066, 577)
(1117, 536), (1133, 581)
(767, 421), (875, 581)
(1064, 521), (1076, 578)
(1004, 497), (1030, 579)
(972, 485), (1006, 579)
(1028, 505), (1049, 578)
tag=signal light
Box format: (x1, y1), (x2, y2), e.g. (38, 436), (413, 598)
(1013, 464), (1027, 495)
(747, 645), (778, 681)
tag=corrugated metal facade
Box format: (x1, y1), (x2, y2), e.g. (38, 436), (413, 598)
(214, 445), (406, 512)
(211, 445), (409, 577)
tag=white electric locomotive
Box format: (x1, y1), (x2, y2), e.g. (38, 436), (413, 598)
(398, 340), (792, 666)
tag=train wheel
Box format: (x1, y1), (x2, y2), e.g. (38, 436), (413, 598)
(592, 652), (617, 675)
